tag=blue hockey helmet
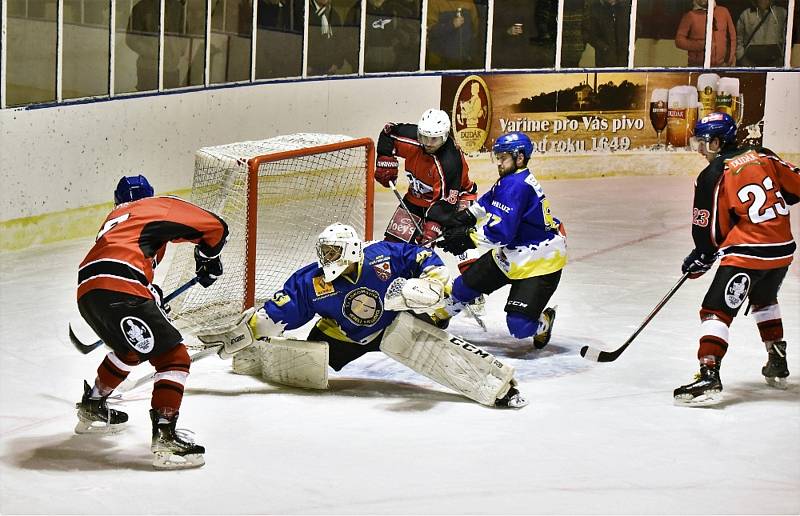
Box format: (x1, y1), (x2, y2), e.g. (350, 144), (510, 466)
(492, 132), (534, 161)
(693, 112), (737, 146)
(114, 175), (154, 205)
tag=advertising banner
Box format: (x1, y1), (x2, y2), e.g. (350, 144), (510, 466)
(442, 72), (767, 155)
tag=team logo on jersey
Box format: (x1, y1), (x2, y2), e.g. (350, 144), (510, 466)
(312, 275), (336, 298)
(119, 317), (155, 354)
(452, 75), (491, 154)
(372, 261), (392, 281)
(343, 287), (382, 326)
(724, 273), (751, 309)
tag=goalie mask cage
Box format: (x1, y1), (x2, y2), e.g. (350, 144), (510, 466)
(161, 133), (375, 335)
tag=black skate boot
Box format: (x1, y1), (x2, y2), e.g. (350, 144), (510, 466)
(533, 307), (556, 350)
(495, 382), (529, 409)
(150, 409), (205, 470)
(762, 341), (789, 390)
(75, 380), (128, 434)
(673, 356), (723, 406)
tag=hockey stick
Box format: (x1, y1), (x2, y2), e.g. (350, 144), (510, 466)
(388, 181), (486, 331)
(68, 277), (200, 354)
(113, 344), (222, 394)
(580, 272), (690, 363)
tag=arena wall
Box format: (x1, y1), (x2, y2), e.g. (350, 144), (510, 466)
(0, 72), (798, 250)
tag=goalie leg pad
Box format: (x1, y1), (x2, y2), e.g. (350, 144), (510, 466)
(262, 337), (330, 390)
(380, 313), (515, 406)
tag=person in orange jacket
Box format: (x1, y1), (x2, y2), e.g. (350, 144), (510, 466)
(675, 0), (736, 67)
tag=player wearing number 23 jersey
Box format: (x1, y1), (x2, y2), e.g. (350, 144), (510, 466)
(674, 113), (800, 406)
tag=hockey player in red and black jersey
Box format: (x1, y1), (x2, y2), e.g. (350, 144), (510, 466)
(75, 174), (228, 469)
(674, 113), (800, 405)
(375, 108), (477, 245)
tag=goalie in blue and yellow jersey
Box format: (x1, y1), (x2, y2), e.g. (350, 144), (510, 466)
(428, 131), (567, 349)
(198, 222), (528, 408)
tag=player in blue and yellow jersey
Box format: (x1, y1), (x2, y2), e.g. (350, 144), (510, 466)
(429, 131), (566, 349)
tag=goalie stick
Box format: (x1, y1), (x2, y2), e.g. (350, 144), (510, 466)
(388, 181), (486, 331)
(68, 277), (200, 354)
(580, 272), (690, 363)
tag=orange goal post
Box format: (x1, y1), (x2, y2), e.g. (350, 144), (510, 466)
(160, 133), (375, 335)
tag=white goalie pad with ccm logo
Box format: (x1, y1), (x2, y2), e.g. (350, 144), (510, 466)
(232, 337), (329, 390)
(380, 312), (515, 406)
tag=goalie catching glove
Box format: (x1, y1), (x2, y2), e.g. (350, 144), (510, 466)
(196, 307), (287, 359)
(384, 277), (446, 314)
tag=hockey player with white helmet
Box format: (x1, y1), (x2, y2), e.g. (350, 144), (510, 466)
(374, 108), (478, 246)
(428, 131), (566, 349)
(198, 222), (527, 409)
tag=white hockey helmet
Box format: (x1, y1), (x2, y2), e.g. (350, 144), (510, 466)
(316, 223), (364, 282)
(417, 108), (451, 153)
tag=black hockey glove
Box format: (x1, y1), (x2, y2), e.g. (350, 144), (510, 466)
(194, 247), (223, 288)
(441, 225), (476, 255)
(426, 200), (477, 229)
(150, 283), (171, 314)
(681, 249), (716, 279)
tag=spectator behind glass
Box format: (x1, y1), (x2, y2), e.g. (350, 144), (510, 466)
(582, 0), (631, 67)
(561, 0), (588, 67)
(347, 0), (421, 72)
(492, 0), (556, 68)
(307, 0), (359, 75)
(426, 0), (483, 69)
(256, 0), (304, 78)
(675, 0), (736, 66)
(736, 0), (787, 66)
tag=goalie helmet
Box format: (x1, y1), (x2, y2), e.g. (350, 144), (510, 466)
(114, 175), (154, 206)
(417, 108), (451, 153)
(316, 223), (363, 282)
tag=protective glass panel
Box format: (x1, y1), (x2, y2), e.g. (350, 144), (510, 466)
(425, 0), (488, 70)
(116, 0), (159, 93)
(634, 0), (713, 67)
(256, 0), (304, 79)
(6, 0), (57, 106)
(492, 0), (557, 69)
(164, 0), (207, 89)
(307, 0), (361, 76)
(720, 0), (788, 67)
(567, 0), (631, 68)
(792, 2), (800, 67)
(210, 0), (253, 83)
(63, 0), (110, 99)
(363, 0), (422, 73)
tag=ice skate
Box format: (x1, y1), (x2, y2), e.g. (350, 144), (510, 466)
(468, 294), (486, 317)
(762, 341), (789, 390)
(495, 384), (529, 409)
(74, 380), (128, 434)
(150, 409), (205, 470)
(533, 307), (556, 350)
(674, 358), (723, 406)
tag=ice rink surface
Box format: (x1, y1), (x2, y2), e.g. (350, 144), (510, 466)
(1, 175), (798, 515)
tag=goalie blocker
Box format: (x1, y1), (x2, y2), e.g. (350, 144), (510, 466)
(199, 310), (526, 408)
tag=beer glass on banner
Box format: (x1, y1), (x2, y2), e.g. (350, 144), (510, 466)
(697, 73), (720, 119)
(715, 78), (738, 115)
(649, 88), (669, 149)
(685, 90), (699, 139)
(666, 86), (689, 148)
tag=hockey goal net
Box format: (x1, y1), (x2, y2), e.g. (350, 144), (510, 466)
(160, 133), (375, 335)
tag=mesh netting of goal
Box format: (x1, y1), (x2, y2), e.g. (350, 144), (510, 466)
(160, 133), (375, 335)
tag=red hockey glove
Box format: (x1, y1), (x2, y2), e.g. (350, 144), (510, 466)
(375, 155), (399, 188)
(419, 220), (443, 245)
